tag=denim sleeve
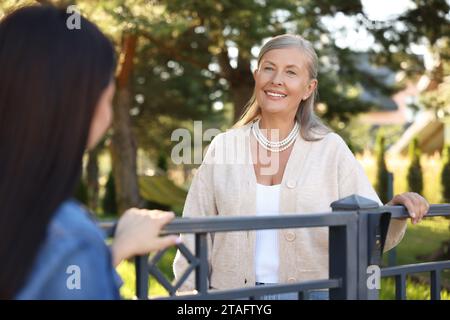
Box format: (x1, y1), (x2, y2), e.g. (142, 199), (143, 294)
(18, 239), (121, 300)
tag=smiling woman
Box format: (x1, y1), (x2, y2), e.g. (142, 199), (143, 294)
(236, 35), (328, 142)
(255, 48), (316, 121)
(173, 34), (430, 300)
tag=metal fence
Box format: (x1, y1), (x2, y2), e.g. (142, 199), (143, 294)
(100, 194), (450, 300)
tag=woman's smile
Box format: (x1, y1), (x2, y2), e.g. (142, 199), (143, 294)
(264, 90), (287, 100)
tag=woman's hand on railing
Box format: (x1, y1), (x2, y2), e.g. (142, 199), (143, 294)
(386, 192), (430, 225)
(111, 209), (181, 267)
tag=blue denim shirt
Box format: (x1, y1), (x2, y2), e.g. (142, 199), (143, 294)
(16, 200), (122, 299)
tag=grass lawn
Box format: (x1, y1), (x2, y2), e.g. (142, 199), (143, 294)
(385, 217), (449, 266)
(380, 217), (450, 300)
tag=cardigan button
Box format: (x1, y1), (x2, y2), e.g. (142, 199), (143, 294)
(287, 180), (297, 189)
(288, 277), (297, 283)
(285, 231), (296, 242)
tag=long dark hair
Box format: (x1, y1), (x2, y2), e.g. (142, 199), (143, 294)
(0, 5), (116, 299)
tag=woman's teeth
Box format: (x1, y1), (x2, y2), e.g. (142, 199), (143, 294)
(266, 91), (287, 98)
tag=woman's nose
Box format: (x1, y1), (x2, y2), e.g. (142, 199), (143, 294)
(271, 71), (284, 86)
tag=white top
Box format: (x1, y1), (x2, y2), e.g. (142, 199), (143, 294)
(255, 183), (281, 283)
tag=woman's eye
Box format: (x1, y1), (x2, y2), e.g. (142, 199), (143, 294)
(264, 66), (274, 71)
(287, 70), (296, 76)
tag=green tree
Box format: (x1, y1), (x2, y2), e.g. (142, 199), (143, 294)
(84, 0), (228, 212)
(135, 0), (380, 122)
(364, 0), (449, 78)
(441, 144), (450, 203)
(74, 178), (88, 205)
(102, 171), (118, 216)
(374, 130), (389, 204)
(440, 144), (450, 260)
(157, 152), (168, 173)
(86, 142), (104, 211)
(407, 137), (423, 194)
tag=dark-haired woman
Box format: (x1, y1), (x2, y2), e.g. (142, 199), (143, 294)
(0, 5), (178, 299)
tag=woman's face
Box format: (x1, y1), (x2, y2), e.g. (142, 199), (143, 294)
(254, 47), (317, 119)
(86, 81), (115, 150)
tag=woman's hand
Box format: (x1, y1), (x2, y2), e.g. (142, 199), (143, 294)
(111, 209), (180, 267)
(386, 192), (429, 225)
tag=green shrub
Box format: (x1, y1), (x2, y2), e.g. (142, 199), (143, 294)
(102, 171), (118, 215)
(157, 152), (168, 173)
(439, 144), (450, 250)
(440, 144), (450, 203)
(74, 177), (88, 205)
(407, 137), (423, 194)
(375, 131), (389, 204)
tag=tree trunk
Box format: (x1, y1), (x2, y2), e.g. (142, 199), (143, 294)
(110, 34), (141, 215)
(230, 79), (254, 122)
(218, 51), (254, 123)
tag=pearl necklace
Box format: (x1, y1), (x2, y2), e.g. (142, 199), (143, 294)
(251, 119), (299, 152)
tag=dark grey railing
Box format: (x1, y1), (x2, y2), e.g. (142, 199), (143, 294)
(100, 194), (450, 300)
(381, 261), (450, 300)
(153, 211), (358, 300)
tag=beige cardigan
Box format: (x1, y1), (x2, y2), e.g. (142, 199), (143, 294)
(173, 124), (407, 291)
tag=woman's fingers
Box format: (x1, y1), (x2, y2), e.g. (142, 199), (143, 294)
(390, 192), (429, 224)
(113, 209), (179, 261)
(412, 193), (429, 223)
(155, 211), (176, 225)
(155, 235), (181, 251)
(406, 192), (428, 223)
(399, 194), (418, 223)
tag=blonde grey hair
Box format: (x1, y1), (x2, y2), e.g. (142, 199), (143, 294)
(234, 34), (330, 141)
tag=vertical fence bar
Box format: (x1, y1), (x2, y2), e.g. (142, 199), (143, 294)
(386, 172), (397, 267)
(329, 219), (358, 300)
(430, 270), (441, 300)
(346, 217), (358, 299)
(395, 274), (407, 300)
(135, 255), (149, 300)
(195, 233), (209, 295)
(298, 291), (309, 300)
(388, 246), (397, 267)
(329, 225), (348, 300)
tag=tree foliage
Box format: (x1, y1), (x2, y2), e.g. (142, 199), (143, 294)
(407, 137), (423, 194)
(374, 130), (389, 204)
(441, 144), (450, 203)
(102, 171), (118, 215)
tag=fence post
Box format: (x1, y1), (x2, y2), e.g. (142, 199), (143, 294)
(331, 194), (388, 300)
(386, 171), (397, 267)
(195, 233), (209, 295)
(135, 255), (149, 300)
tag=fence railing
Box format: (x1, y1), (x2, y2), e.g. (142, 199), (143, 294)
(100, 194), (450, 300)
